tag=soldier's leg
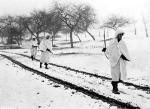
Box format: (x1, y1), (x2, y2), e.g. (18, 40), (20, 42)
(40, 62), (42, 68)
(111, 81), (120, 94)
(45, 63), (48, 69)
(31, 55), (34, 60)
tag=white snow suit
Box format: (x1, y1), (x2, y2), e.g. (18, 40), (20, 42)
(39, 38), (52, 63)
(31, 40), (38, 57)
(106, 38), (130, 81)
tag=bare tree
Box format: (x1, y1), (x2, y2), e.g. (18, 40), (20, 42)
(54, 3), (82, 48)
(13, 16), (27, 45)
(0, 16), (16, 45)
(101, 15), (131, 31)
(74, 32), (81, 42)
(0, 16), (27, 46)
(46, 10), (62, 47)
(54, 2), (96, 47)
(0, 17), (10, 43)
(75, 4), (97, 40)
(20, 10), (50, 44)
(20, 16), (35, 37)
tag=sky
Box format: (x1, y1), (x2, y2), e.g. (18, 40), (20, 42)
(0, 0), (149, 20)
(0, 0), (50, 16)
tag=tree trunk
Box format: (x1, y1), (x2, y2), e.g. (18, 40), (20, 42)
(19, 35), (22, 45)
(1, 34), (4, 44)
(52, 33), (56, 47)
(70, 30), (73, 48)
(86, 30), (95, 40)
(52, 35), (54, 47)
(16, 39), (20, 46)
(143, 16), (148, 37)
(145, 28), (148, 37)
(134, 24), (136, 35)
(36, 33), (40, 45)
(74, 33), (81, 42)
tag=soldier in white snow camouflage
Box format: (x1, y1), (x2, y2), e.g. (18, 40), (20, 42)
(39, 35), (53, 69)
(30, 36), (38, 60)
(102, 30), (130, 94)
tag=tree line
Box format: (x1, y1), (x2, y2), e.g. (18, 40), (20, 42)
(0, 2), (135, 48)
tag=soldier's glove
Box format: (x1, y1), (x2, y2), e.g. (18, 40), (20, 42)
(102, 48), (106, 52)
(46, 48), (53, 54)
(121, 54), (130, 61)
(46, 48), (50, 51)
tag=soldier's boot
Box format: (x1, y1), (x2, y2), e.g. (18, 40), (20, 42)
(111, 81), (120, 94)
(31, 55), (33, 60)
(40, 62), (42, 68)
(45, 63), (48, 69)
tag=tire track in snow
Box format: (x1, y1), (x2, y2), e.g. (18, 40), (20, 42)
(0, 54), (140, 109)
(2, 51), (149, 93)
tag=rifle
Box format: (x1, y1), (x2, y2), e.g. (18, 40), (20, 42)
(103, 29), (109, 59)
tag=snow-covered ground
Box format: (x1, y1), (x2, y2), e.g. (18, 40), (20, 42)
(0, 36), (150, 109)
(0, 57), (110, 109)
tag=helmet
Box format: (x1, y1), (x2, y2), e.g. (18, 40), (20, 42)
(115, 29), (124, 37)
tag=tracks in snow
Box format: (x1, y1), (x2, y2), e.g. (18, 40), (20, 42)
(2, 51), (150, 93)
(0, 53), (141, 109)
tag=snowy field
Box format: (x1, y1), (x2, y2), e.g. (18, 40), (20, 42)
(0, 58), (106, 109)
(0, 36), (150, 109)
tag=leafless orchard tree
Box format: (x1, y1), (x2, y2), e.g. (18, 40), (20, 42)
(23, 10), (50, 44)
(101, 15), (131, 31)
(46, 10), (62, 47)
(18, 10), (62, 45)
(75, 4), (97, 41)
(0, 16), (26, 46)
(0, 16), (10, 44)
(54, 3), (82, 48)
(0, 16), (14, 44)
(13, 16), (27, 45)
(53, 2), (96, 48)
(100, 15), (131, 49)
